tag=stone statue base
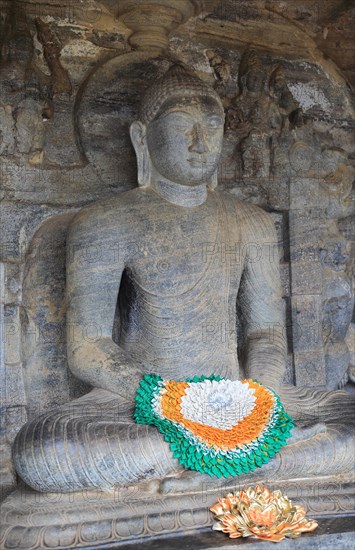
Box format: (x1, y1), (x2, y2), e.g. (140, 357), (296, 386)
(1, 471), (354, 549)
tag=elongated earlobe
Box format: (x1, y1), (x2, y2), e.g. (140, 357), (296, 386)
(208, 169), (218, 190)
(130, 121), (152, 187)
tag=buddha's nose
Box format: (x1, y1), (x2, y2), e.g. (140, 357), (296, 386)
(189, 124), (209, 154)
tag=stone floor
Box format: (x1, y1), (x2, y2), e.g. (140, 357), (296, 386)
(100, 516), (355, 549)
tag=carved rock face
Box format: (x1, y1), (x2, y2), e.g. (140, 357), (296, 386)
(245, 69), (265, 94)
(146, 97), (224, 185)
(7, 35), (33, 67)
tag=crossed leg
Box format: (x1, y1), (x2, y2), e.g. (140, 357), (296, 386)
(13, 388), (182, 493)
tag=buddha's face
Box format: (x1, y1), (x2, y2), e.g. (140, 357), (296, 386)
(146, 97), (224, 186)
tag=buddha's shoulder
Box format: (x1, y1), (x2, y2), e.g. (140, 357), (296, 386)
(217, 192), (277, 239)
(69, 188), (150, 232)
(217, 191), (274, 223)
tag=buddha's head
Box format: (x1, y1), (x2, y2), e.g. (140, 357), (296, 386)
(130, 64), (225, 188)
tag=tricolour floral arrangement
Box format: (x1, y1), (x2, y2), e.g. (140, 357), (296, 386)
(210, 485), (318, 541)
(134, 374), (294, 478)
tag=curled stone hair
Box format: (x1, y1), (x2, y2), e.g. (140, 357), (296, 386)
(139, 64), (224, 126)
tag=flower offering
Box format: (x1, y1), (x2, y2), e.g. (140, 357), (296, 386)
(210, 484), (318, 542)
(134, 374), (294, 477)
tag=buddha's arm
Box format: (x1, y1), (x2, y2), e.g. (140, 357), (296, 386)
(66, 210), (143, 401)
(238, 207), (286, 393)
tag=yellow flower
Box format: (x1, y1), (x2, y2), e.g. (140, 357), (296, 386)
(211, 484), (318, 543)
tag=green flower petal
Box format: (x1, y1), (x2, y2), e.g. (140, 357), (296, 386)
(134, 374), (294, 478)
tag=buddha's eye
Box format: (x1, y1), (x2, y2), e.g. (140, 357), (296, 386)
(168, 118), (192, 133)
(205, 117), (224, 129)
(167, 112), (193, 128)
(173, 123), (191, 132)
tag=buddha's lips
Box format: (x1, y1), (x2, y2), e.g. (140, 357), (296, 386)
(188, 157), (209, 165)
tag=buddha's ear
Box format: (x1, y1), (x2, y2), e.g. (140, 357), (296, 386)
(208, 168), (218, 190)
(130, 121), (151, 187)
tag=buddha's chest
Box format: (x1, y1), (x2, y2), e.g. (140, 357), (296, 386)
(124, 201), (243, 297)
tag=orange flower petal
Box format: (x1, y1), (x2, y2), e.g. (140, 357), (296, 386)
(210, 503), (224, 516)
(161, 379), (275, 448)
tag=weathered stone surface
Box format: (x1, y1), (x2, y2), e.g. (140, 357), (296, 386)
(0, 202), (65, 262)
(4, 407), (27, 445)
(338, 214), (355, 242)
(1, 473), (354, 549)
(0, 0), (354, 546)
(102, 516), (355, 549)
(293, 350), (327, 388)
(3, 305), (21, 365)
(0, 443), (16, 502)
(291, 295), (324, 350)
(1, 263), (22, 306)
(2, 364), (27, 408)
(290, 261), (323, 296)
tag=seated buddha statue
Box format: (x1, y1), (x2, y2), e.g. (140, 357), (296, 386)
(13, 65), (353, 493)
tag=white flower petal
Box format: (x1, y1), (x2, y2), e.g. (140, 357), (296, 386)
(180, 380), (256, 429)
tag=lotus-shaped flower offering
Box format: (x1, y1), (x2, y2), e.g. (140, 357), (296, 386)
(135, 374), (294, 478)
(210, 484), (318, 542)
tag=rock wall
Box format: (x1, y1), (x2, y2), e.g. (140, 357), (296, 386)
(0, 0), (354, 500)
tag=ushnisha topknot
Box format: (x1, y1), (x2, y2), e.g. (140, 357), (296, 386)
(139, 64), (224, 125)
